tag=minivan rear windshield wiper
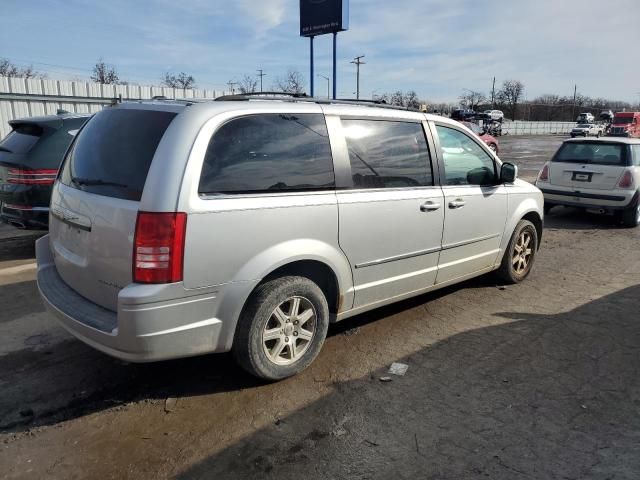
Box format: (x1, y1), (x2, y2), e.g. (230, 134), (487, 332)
(72, 176), (129, 188)
(0, 146), (13, 153)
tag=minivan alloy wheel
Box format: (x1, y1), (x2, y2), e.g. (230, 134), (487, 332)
(512, 230), (533, 275)
(262, 296), (316, 365)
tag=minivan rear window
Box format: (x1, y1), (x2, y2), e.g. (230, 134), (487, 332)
(0, 124), (43, 154)
(553, 142), (627, 166)
(60, 108), (177, 201)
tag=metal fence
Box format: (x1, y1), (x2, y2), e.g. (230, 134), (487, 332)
(0, 76), (223, 138)
(500, 121), (575, 136)
(1, 78), (579, 139)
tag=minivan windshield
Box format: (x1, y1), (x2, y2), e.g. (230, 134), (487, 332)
(60, 108), (177, 201)
(553, 142), (626, 166)
(613, 116), (633, 125)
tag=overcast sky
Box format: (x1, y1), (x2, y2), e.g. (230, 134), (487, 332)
(2, 0), (639, 103)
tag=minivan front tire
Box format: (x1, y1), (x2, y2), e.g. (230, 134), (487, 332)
(233, 276), (330, 380)
(496, 219), (538, 284)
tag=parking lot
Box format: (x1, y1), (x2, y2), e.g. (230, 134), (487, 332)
(2, 135), (640, 479)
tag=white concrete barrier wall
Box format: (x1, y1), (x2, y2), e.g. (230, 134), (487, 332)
(500, 121), (575, 136)
(0, 76), (221, 138)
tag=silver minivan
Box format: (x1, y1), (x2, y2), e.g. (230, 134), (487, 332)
(36, 97), (544, 379)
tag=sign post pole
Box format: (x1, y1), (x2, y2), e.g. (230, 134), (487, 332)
(332, 32), (337, 100)
(299, 0), (348, 101)
(310, 36), (315, 97)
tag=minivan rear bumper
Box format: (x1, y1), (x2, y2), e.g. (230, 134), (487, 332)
(36, 235), (234, 362)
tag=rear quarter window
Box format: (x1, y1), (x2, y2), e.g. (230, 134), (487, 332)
(60, 109), (177, 201)
(199, 113), (334, 195)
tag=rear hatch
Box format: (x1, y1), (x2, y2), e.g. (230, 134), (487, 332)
(0, 121), (58, 205)
(0, 117), (89, 213)
(548, 141), (629, 190)
(50, 107), (178, 311)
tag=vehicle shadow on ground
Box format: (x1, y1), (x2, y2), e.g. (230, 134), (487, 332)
(544, 206), (628, 231)
(0, 274), (502, 433)
(0, 242), (36, 262)
(176, 285), (640, 479)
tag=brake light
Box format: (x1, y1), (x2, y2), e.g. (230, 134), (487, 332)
(617, 171), (634, 189)
(538, 163), (549, 182)
(7, 168), (58, 185)
(133, 212), (187, 284)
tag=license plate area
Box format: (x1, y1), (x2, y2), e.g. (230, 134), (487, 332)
(572, 172), (592, 182)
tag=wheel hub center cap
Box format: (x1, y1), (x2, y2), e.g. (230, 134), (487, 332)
(284, 324), (294, 336)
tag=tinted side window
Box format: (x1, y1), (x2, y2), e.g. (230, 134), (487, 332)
(436, 125), (496, 186)
(342, 119), (432, 189)
(199, 114), (334, 195)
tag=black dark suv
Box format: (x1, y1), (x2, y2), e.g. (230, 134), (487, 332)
(0, 112), (90, 229)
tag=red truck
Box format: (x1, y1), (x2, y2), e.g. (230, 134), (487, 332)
(609, 112), (640, 138)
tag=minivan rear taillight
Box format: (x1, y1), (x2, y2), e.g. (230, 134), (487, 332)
(133, 212), (187, 284)
(7, 168), (58, 185)
(617, 171), (634, 189)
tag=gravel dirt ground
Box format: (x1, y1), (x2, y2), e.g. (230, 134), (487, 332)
(2, 135), (640, 479)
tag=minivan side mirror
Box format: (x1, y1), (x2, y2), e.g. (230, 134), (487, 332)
(500, 162), (518, 183)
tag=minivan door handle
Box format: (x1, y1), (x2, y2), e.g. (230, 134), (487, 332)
(449, 199), (466, 209)
(420, 201), (441, 212)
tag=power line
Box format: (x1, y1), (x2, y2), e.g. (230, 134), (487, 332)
(350, 55), (365, 100)
(257, 69), (267, 93)
(3, 56), (228, 90)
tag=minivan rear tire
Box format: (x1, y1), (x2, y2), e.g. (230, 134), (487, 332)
(496, 219), (538, 284)
(233, 276), (330, 380)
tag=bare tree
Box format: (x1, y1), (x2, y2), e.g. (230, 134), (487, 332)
(274, 69), (306, 94)
(0, 58), (44, 79)
(238, 74), (258, 94)
(162, 72), (196, 89)
(390, 91), (405, 106)
(459, 89), (486, 111)
(91, 58), (120, 84)
(385, 90), (423, 109)
(496, 80), (525, 120)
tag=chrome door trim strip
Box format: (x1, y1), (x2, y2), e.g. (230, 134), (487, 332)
(354, 233), (500, 269)
(354, 246), (441, 269)
(441, 233), (500, 251)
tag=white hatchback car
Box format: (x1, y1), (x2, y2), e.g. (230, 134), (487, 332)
(536, 137), (640, 227)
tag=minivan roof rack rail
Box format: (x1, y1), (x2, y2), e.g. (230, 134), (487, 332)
(316, 98), (419, 112)
(214, 93), (420, 113)
(215, 92), (311, 101)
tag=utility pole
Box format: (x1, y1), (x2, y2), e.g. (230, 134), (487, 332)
(491, 76), (496, 108)
(227, 80), (237, 95)
(317, 74), (330, 99)
(572, 84), (577, 121)
(350, 55), (365, 100)
(257, 70), (266, 93)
